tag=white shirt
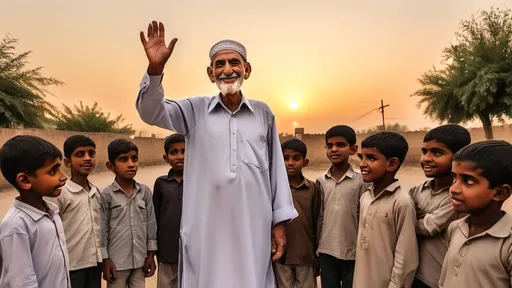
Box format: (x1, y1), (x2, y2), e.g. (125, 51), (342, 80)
(136, 72), (298, 288)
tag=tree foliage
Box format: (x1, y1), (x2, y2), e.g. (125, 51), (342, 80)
(0, 35), (62, 128)
(53, 101), (135, 134)
(413, 7), (512, 139)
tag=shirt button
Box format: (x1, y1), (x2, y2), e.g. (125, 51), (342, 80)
(455, 264), (460, 268)
(233, 149), (236, 152)
(455, 273), (458, 277)
(365, 224), (368, 227)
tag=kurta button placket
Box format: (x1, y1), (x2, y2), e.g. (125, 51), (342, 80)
(229, 114), (238, 172)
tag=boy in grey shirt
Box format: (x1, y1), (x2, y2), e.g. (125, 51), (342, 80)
(0, 135), (70, 288)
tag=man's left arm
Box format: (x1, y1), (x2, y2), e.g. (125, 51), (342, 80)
(268, 115), (298, 226)
(389, 197), (419, 288)
(143, 187), (157, 277)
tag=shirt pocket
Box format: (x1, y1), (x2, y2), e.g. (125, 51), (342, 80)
(240, 133), (269, 171)
(377, 209), (392, 226)
(137, 200), (148, 223)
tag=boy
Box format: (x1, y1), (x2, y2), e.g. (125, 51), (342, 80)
(354, 131), (418, 288)
(153, 134), (185, 288)
(46, 135), (103, 288)
(100, 139), (157, 288)
(0, 135), (70, 288)
(408, 125), (470, 288)
(439, 140), (512, 288)
(274, 138), (322, 288)
(316, 125), (368, 288)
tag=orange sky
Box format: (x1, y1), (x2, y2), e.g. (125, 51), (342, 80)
(1, 0), (510, 137)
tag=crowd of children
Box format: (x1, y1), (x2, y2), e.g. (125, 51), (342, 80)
(0, 122), (511, 288)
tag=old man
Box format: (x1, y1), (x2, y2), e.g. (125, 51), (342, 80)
(136, 21), (298, 288)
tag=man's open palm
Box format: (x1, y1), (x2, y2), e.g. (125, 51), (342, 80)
(140, 21), (177, 74)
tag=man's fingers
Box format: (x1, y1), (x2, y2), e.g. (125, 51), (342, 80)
(140, 31), (148, 46)
(158, 22), (165, 38)
(147, 23), (153, 38)
(151, 20), (158, 37)
(271, 240), (285, 261)
(112, 268), (117, 280)
(168, 38), (178, 54)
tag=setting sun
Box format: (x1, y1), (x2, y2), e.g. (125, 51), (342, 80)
(293, 121), (298, 126)
(290, 102), (298, 110)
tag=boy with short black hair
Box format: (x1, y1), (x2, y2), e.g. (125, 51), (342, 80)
(354, 131), (418, 288)
(273, 138), (322, 288)
(100, 139), (157, 288)
(153, 133), (185, 288)
(439, 140), (512, 288)
(408, 124), (470, 288)
(46, 135), (103, 288)
(0, 135), (70, 288)
(316, 125), (368, 288)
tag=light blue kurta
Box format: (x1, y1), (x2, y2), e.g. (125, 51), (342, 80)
(136, 72), (298, 288)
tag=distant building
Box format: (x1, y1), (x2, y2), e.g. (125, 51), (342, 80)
(295, 128), (304, 140)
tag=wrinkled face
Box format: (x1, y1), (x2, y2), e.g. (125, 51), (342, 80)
(19, 157), (68, 197)
(107, 151), (139, 180)
(65, 146), (96, 176)
(207, 50), (251, 96)
(420, 140), (453, 178)
(164, 142), (185, 172)
(283, 149), (308, 178)
(325, 136), (356, 165)
(450, 160), (500, 213)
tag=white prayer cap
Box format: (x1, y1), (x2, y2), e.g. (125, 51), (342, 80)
(209, 39), (247, 61)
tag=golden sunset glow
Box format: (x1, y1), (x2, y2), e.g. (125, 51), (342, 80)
(0, 0), (505, 137)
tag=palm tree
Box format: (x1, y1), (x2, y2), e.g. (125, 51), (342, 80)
(0, 35), (62, 128)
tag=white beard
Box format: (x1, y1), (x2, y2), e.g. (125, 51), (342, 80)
(215, 69), (245, 96)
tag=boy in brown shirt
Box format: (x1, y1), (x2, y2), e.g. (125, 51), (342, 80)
(354, 131), (418, 288)
(273, 138), (322, 288)
(439, 140), (512, 288)
(408, 124), (470, 288)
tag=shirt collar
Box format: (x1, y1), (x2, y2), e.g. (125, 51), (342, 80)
(371, 180), (401, 200)
(65, 179), (98, 194)
(290, 175), (310, 189)
(458, 212), (512, 239)
(166, 168), (182, 182)
(13, 197), (59, 222)
(423, 179), (450, 195)
(112, 179), (141, 196)
(325, 164), (355, 181)
(207, 92), (254, 114)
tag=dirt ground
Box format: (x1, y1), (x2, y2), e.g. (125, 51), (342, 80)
(0, 164), (510, 287)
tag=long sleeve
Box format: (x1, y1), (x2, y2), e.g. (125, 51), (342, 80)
(268, 116), (298, 226)
(313, 181), (323, 249)
(0, 233), (38, 288)
(152, 180), (162, 229)
(145, 189), (158, 252)
(416, 195), (458, 236)
(438, 221), (457, 288)
(389, 198), (419, 288)
(135, 72), (197, 135)
(99, 189), (111, 260)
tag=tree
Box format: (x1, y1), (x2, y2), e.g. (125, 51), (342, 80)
(364, 122), (409, 133)
(413, 7), (512, 139)
(0, 35), (63, 128)
(53, 101), (136, 134)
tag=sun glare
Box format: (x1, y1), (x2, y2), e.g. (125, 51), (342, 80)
(293, 121), (298, 127)
(290, 102), (298, 110)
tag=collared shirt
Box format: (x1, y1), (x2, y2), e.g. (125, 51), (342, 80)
(46, 179), (102, 271)
(354, 181), (418, 288)
(0, 198), (70, 288)
(408, 180), (464, 287)
(316, 165), (369, 260)
(100, 180), (158, 270)
(136, 72), (298, 288)
(279, 177), (322, 266)
(439, 213), (512, 288)
(153, 168), (183, 264)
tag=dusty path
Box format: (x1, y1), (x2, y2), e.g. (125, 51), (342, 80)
(1, 165), (509, 287)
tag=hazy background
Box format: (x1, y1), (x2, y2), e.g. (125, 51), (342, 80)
(1, 0), (510, 137)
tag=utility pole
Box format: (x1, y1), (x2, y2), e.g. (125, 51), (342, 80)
(378, 99), (389, 130)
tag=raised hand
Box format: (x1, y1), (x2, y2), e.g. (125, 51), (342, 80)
(139, 21), (178, 75)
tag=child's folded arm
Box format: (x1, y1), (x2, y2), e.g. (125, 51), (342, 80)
(416, 196), (458, 237)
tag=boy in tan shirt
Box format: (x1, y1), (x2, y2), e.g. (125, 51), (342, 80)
(439, 140), (512, 288)
(273, 138), (322, 288)
(408, 124), (470, 288)
(354, 131), (418, 288)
